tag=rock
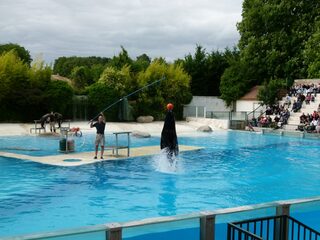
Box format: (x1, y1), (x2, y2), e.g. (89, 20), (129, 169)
(132, 131), (151, 138)
(136, 116), (154, 123)
(197, 125), (213, 132)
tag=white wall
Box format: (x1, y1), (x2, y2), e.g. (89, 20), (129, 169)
(186, 117), (230, 130)
(236, 100), (265, 114)
(186, 96), (231, 111)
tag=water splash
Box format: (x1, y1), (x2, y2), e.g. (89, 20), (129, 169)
(152, 148), (184, 174)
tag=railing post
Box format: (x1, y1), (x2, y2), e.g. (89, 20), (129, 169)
(276, 204), (290, 216)
(204, 107), (206, 118)
(227, 223), (231, 240)
(275, 204), (290, 240)
(196, 107), (198, 118)
(106, 223), (122, 240)
(200, 214), (215, 240)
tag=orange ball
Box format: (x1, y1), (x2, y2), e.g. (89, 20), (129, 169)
(167, 103), (174, 110)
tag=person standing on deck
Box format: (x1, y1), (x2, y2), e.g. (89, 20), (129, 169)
(90, 113), (106, 159)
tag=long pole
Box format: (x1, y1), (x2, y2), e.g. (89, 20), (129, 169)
(90, 77), (165, 121)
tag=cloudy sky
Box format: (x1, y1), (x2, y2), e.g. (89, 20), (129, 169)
(0, 0), (243, 64)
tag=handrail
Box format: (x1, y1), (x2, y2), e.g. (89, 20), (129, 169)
(288, 215), (320, 238)
(230, 215), (320, 240)
(3, 196), (320, 240)
(228, 223), (263, 240)
(246, 103), (264, 119)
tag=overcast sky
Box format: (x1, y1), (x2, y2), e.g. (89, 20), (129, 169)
(0, 0), (243, 64)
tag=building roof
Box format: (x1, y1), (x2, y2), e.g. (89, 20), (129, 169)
(51, 74), (72, 84)
(239, 86), (261, 101)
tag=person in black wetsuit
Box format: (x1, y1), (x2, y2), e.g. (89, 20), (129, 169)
(54, 112), (63, 128)
(160, 103), (179, 158)
(40, 113), (51, 129)
(90, 113), (106, 159)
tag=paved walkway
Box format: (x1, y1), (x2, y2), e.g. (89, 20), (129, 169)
(0, 121), (211, 136)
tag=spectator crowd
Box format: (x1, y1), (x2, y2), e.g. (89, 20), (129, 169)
(249, 82), (320, 133)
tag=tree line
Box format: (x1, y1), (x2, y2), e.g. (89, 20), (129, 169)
(1, 0), (319, 121)
(0, 47), (73, 121)
(220, 0), (320, 106)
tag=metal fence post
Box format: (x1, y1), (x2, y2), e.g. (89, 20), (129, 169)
(204, 107), (206, 118)
(275, 204), (290, 240)
(106, 223), (122, 240)
(276, 204), (290, 216)
(196, 107), (198, 118)
(200, 214), (215, 240)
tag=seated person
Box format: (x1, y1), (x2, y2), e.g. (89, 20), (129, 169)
(300, 113), (307, 124)
(259, 116), (268, 127)
(309, 118), (318, 132)
(250, 117), (258, 127)
(305, 94), (311, 104)
(292, 100), (302, 112)
(266, 106), (273, 115)
(284, 94), (291, 107)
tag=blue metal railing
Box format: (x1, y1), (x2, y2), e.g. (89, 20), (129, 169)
(228, 215), (320, 240)
(228, 223), (263, 240)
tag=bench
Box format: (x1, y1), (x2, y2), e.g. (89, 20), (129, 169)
(105, 131), (131, 157)
(30, 120), (46, 134)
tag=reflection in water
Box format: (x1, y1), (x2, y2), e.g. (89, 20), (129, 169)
(157, 174), (177, 216)
(153, 150), (184, 216)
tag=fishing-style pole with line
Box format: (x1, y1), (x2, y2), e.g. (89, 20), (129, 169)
(89, 76), (166, 122)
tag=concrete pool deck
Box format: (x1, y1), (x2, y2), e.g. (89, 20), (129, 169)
(0, 145), (202, 166)
(0, 120), (211, 166)
(0, 118), (228, 137)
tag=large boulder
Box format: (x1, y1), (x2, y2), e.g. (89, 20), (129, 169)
(132, 131), (151, 138)
(136, 116), (154, 123)
(197, 125), (213, 132)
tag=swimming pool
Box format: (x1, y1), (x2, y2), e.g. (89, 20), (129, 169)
(0, 131), (319, 237)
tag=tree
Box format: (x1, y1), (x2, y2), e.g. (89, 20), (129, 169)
(220, 57), (251, 107)
(90, 64), (105, 83)
(237, 0), (319, 83)
(136, 59), (192, 119)
(183, 45), (208, 95)
(87, 82), (119, 121)
(0, 50), (30, 120)
(98, 65), (135, 96)
(86, 65), (136, 121)
(0, 51), (29, 103)
(220, 0), (320, 105)
(0, 50), (76, 121)
(70, 66), (91, 90)
(53, 56), (109, 77)
(44, 80), (74, 116)
(206, 50), (229, 96)
(107, 46), (133, 69)
(304, 20), (320, 78)
(29, 56), (52, 90)
(183, 45), (229, 96)
(0, 43), (32, 66)
(258, 79), (286, 106)
(131, 53), (151, 73)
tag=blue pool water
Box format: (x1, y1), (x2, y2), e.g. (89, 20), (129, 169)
(0, 131), (319, 237)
